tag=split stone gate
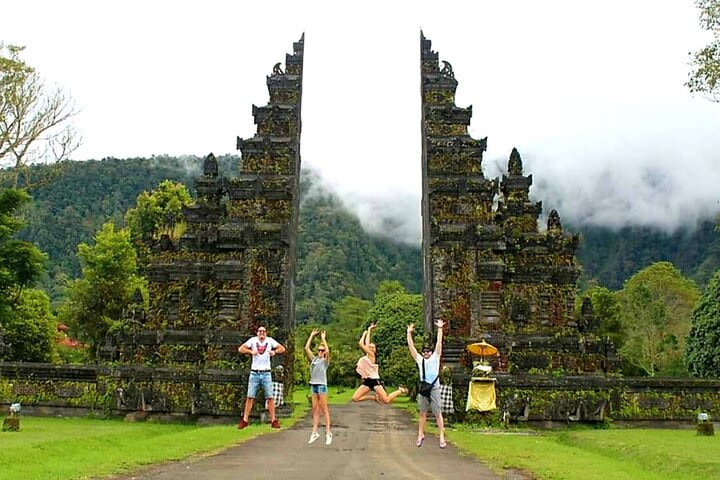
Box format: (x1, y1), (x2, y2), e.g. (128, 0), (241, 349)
(2, 33), (720, 424)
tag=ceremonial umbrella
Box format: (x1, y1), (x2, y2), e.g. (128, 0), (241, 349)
(466, 340), (499, 358)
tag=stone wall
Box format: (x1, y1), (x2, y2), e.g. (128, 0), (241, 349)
(454, 374), (720, 425)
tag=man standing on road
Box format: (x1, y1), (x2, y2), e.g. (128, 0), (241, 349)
(406, 319), (446, 448)
(237, 326), (286, 429)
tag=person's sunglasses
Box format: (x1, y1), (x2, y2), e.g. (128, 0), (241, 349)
(422, 349), (432, 354)
(318, 348), (325, 352)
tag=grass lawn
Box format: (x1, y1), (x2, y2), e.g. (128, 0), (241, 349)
(0, 390), (313, 480)
(448, 426), (720, 480)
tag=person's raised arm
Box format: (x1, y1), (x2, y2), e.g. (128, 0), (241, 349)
(434, 319), (445, 358)
(406, 323), (419, 359)
(304, 328), (318, 362)
(321, 330), (330, 363)
(366, 323), (376, 346)
(358, 330), (367, 350)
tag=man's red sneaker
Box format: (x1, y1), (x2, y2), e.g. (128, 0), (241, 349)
(271, 419), (281, 429)
(237, 419), (249, 430)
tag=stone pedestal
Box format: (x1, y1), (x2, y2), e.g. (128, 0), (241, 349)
(2, 417), (20, 431)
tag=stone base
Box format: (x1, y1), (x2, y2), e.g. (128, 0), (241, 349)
(697, 422), (715, 436)
(2, 417), (20, 431)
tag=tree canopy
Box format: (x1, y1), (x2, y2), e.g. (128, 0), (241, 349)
(0, 188), (46, 305)
(58, 222), (144, 359)
(688, 0), (720, 101)
(685, 269), (720, 377)
(0, 44), (80, 186)
(617, 262), (699, 376)
(0, 187), (49, 361)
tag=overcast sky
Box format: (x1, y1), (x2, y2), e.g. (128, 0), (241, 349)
(4, 1), (720, 243)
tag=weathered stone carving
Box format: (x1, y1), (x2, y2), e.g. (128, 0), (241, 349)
(440, 60), (454, 78)
(547, 209), (562, 232)
(98, 34), (305, 419)
(420, 32), (609, 384)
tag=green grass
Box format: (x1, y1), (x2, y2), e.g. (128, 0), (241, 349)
(0, 394), (311, 480)
(0, 387), (347, 480)
(448, 426), (720, 480)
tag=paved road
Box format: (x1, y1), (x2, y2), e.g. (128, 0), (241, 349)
(117, 402), (501, 480)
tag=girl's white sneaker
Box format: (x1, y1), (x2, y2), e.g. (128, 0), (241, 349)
(325, 432), (333, 445)
(308, 432), (320, 444)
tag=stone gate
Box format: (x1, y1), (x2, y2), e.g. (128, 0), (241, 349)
(0, 35), (305, 420)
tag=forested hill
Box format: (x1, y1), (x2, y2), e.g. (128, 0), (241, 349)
(8, 156), (720, 318)
(574, 221), (720, 290)
(11, 157), (421, 322)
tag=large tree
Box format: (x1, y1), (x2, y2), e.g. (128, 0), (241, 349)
(617, 262), (700, 376)
(688, 0), (720, 101)
(0, 188), (47, 359)
(577, 284), (622, 343)
(2, 288), (55, 362)
(124, 180), (193, 243)
(58, 222), (144, 359)
(685, 270), (720, 377)
(1, 44), (81, 186)
(124, 179), (193, 268)
(0, 188), (46, 306)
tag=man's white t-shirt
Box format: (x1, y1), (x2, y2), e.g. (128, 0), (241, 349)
(415, 352), (440, 384)
(244, 336), (280, 370)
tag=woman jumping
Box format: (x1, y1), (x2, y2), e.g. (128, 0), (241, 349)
(352, 323), (407, 404)
(305, 329), (332, 445)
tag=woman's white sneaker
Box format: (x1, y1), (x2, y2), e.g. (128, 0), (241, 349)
(325, 432), (333, 445)
(308, 431), (320, 444)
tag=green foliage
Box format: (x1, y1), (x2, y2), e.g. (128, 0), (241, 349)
(685, 269), (720, 377)
(0, 188), (47, 357)
(293, 296), (370, 387)
(58, 222), (145, 358)
(382, 345), (420, 391)
(578, 284), (623, 346)
(0, 188), (46, 298)
(8, 159), (421, 324)
(687, 0), (720, 101)
(576, 221), (720, 291)
(296, 170), (421, 323)
(617, 262), (699, 376)
(366, 284), (424, 366)
(5, 156), (235, 300)
(373, 280), (406, 301)
(2, 288), (55, 362)
(124, 179), (193, 243)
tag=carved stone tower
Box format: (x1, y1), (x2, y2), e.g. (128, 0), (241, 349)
(103, 35), (304, 417)
(421, 32), (612, 377)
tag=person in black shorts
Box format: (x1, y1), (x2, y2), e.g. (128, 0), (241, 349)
(351, 323), (407, 403)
